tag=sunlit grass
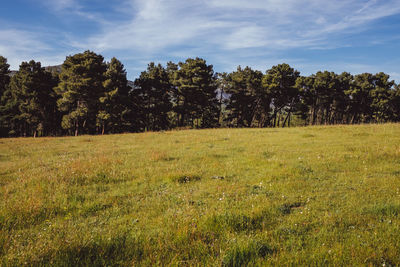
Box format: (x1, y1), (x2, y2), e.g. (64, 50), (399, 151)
(1, 124), (400, 265)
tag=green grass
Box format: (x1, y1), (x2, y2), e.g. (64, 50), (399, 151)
(1, 124), (400, 266)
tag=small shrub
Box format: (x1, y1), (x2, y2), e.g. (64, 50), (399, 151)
(39, 233), (144, 266)
(262, 151), (274, 159)
(278, 202), (303, 215)
(173, 175), (201, 184)
(363, 203), (400, 217)
(222, 240), (273, 267)
(204, 210), (273, 233)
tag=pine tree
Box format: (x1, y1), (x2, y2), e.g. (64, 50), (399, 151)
(333, 72), (352, 124)
(263, 64), (300, 127)
(0, 56), (11, 136)
(2, 60), (58, 137)
(0, 56), (10, 98)
(223, 66), (266, 127)
(295, 75), (315, 125)
(171, 58), (219, 128)
(390, 83), (400, 122)
(134, 62), (172, 131)
(312, 71), (340, 125)
(98, 57), (132, 134)
(369, 72), (394, 122)
(345, 73), (374, 123)
(55, 51), (107, 136)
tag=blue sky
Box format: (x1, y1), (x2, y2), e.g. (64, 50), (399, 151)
(1, 0), (399, 82)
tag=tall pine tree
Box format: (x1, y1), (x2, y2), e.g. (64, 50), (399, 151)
(2, 60), (58, 137)
(134, 62), (172, 131)
(171, 58), (219, 128)
(223, 66), (267, 127)
(263, 64), (300, 127)
(98, 57), (132, 134)
(55, 51), (107, 136)
(0, 56), (11, 136)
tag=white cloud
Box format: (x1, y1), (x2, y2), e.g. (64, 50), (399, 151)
(389, 72), (400, 83)
(1, 0), (399, 81)
(63, 0), (399, 82)
(0, 29), (54, 69)
(80, 0), (400, 54)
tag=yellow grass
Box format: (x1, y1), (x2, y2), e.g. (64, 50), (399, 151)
(1, 124), (400, 265)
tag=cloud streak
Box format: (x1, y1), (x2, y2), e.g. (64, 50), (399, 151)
(0, 29), (57, 68)
(81, 0), (400, 53)
(0, 0), (399, 81)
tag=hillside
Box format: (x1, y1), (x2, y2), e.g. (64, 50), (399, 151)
(1, 124), (400, 265)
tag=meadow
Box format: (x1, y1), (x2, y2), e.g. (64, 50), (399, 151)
(1, 124), (400, 266)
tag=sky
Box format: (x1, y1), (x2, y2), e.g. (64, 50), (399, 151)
(0, 0), (399, 82)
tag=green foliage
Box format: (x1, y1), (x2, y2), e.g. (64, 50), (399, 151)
(170, 57), (219, 128)
(0, 56), (10, 98)
(0, 53), (400, 137)
(369, 72), (394, 122)
(1, 60), (59, 137)
(55, 50), (107, 136)
(390, 84), (400, 121)
(134, 62), (172, 131)
(263, 63), (300, 127)
(295, 71), (398, 126)
(223, 66), (267, 127)
(98, 57), (133, 134)
(346, 73), (375, 123)
(0, 56), (11, 136)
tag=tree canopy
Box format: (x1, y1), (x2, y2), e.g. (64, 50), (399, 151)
(1, 60), (58, 137)
(55, 50), (107, 136)
(134, 62), (172, 131)
(0, 52), (399, 137)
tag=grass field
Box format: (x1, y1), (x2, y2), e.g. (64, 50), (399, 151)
(1, 124), (400, 266)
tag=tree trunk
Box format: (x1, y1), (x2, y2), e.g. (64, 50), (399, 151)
(282, 112), (290, 128)
(350, 114), (355, 124)
(102, 124), (105, 135)
(180, 112), (185, 127)
(325, 106), (331, 125)
(310, 106), (315, 125)
(75, 120), (79, 136)
(277, 113), (281, 127)
(218, 89), (223, 125)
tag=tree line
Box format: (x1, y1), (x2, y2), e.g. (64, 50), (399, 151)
(0, 50), (399, 137)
